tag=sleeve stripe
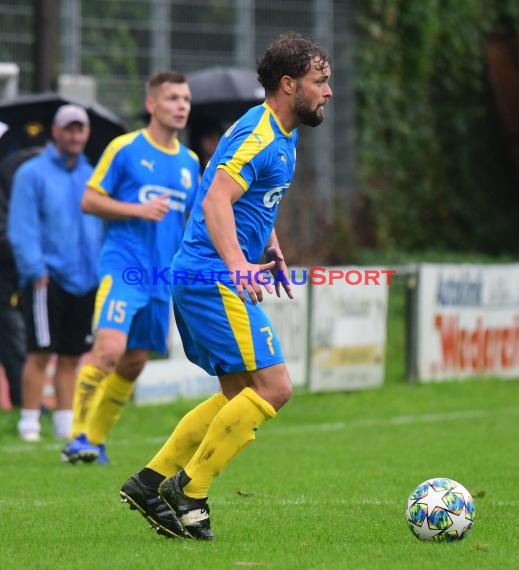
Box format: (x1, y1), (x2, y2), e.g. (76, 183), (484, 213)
(87, 183), (108, 195)
(87, 130), (140, 194)
(216, 165), (248, 190)
(221, 110), (275, 192)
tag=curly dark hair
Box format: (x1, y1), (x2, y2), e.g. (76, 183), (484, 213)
(256, 32), (331, 94)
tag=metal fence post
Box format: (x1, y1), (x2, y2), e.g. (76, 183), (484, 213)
(405, 263), (419, 383)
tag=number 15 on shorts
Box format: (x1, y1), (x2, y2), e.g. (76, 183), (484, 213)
(107, 300), (127, 323)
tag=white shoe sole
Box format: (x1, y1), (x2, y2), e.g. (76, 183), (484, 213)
(19, 432), (41, 442)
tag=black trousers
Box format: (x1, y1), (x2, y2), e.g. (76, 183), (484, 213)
(0, 303), (26, 407)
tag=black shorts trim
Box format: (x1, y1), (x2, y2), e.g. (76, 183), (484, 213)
(21, 280), (97, 356)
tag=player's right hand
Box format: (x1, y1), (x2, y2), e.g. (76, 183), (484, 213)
(232, 260), (275, 304)
(140, 194), (170, 221)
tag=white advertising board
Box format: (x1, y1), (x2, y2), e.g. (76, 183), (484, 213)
(417, 263), (519, 381)
(309, 267), (389, 391)
(133, 320), (219, 405)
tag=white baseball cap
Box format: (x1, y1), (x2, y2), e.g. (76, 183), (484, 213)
(53, 104), (90, 128)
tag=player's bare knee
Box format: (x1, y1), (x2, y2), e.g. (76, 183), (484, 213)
(273, 380), (292, 410)
(116, 361), (144, 381)
(116, 350), (148, 381)
(261, 374), (292, 411)
(91, 338), (125, 372)
(97, 352), (119, 372)
(251, 364), (292, 410)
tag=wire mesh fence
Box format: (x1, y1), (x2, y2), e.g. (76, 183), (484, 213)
(0, 0), (356, 264)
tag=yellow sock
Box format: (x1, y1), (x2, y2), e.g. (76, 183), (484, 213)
(86, 372), (134, 445)
(69, 364), (107, 439)
(147, 392), (229, 477)
(183, 387), (276, 498)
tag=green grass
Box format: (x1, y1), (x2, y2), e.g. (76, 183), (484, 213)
(1, 273), (516, 568)
(2, 377), (519, 570)
(354, 248), (519, 266)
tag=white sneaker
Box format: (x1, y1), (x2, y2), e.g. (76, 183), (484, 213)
(17, 409), (41, 442)
(19, 430), (41, 442)
(52, 409), (73, 439)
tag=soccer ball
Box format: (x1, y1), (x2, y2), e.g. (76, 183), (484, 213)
(406, 477), (475, 542)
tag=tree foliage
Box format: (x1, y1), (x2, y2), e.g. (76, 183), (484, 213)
(356, 0), (519, 253)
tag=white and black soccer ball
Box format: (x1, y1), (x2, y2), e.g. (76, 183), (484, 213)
(406, 477), (475, 542)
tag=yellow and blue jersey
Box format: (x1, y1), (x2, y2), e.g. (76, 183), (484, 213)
(174, 103), (298, 276)
(88, 129), (200, 301)
(170, 103), (298, 375)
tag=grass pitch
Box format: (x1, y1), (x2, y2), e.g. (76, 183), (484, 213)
(1, 377), (518, 570)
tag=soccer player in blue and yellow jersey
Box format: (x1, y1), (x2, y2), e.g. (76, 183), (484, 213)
(120, 33), (332, 540)
(62, 72), (199, 478)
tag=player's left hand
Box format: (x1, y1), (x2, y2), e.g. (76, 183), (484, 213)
(265, 247), (294, 299)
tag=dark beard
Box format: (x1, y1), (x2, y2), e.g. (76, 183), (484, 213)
(294, 91), (324, 127)
(299, 108), (323, 127)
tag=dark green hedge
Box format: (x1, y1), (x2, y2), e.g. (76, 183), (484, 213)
(356, 0), (519, 253)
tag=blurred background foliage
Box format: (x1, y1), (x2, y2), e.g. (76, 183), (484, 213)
(354, 0), (519, 257)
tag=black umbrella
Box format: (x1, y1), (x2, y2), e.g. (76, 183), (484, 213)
(186, 67), (265, 165)
(188, 66), (265, 105)
(0, 92), (127, 165)
(187, 66), (265, 125)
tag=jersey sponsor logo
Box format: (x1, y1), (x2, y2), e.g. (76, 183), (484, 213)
(138, 184), (188, 212)
(180, 167), (192, 189)
(263, 184), (289, 208)
(140, 158), (155, 172)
